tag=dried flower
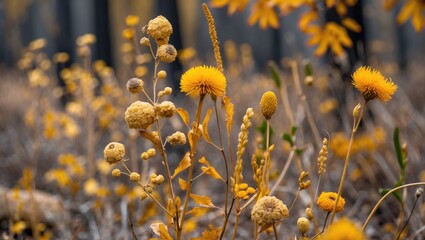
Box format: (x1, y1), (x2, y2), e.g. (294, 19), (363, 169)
(251, 196), (289, 226)
(141, 152), (150, 160)
(180, 65), (227, 97)
(317, 138), (328, 175)
(158, 70), (167, 79)
(104, 142), (125, 164)
(164, 87), (172, 95)
(125, 101), (156, 129)
(126, 78), (144, 94)
(167, 131), (187, 146)
(352, 66), (397, 102)
(112, 169), (121, 177)
(147, 148), (156, 158)
(317, 192), (345, 213)
(146, 15), (173, 45)
(130, 172), (141, 182)
(260, 91), (277, 120)
(140, 37), (151, 47)
(297, 217), (310, 235)
(157, 44), (177, 63)
(305, 208), (314, 220)
(155, 101), (176, 118)
(325, 218), (365, 240)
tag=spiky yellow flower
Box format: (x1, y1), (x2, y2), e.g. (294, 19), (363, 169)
(324, 218), (365, 240)
(180, 65), (226, 97)
(352, 66), (397, 102)
(317, 192), (345, 212)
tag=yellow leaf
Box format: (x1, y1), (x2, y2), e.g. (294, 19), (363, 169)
(314, 37), (330, 56)
(299, 11), (319, 32)
(179, 178), (189, 190)
(202, 108), (213, 144)
(188, 130), (200, 154)
(342, 18), (362, 32)
(192, 225), (222, 240)
(190, 193), (215, 207)
(140, 130), (162, 152)
(221, 96), (234, 136)
(397, 0), (416, 24)
(150, 222), (173, 240)
(336, 2), (347, 16)
(186, 207), (210, 217)
(201, 166), (225, 181)
(412, 7), (424, 32)
(172, 153), (191, 179)
(176, 108), (190, 127)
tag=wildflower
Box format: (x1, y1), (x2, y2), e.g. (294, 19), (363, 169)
(317, 192), (345, 212)
(140, 37), (151, 47)
(297, 217), (310, 235)
(84, 178), (99, 196)
(155, 101), (176, 118)
(130, 172), (141, 182)
(248, 0), (279, 29)
(112, 169), (121, 177)
(397, 0), (425, 32)
(157, 44), (177, 63)
(158, 70), (167, 79)
(260, 91), (277, 120)
(146, 15), (173, 45)
(104, 142), (125, 164)
(125, 101), (156, 129)
(352, 66), (397, 102)
(126, 78), (144, 94)
(180, 65), (227, 97)
(167, 131), (187, 146)
(251, 196), (289, 226)
(324, 218), (365, 240)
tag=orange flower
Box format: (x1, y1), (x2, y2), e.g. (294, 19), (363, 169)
(317, 192), (345, 212)
(248, 0), (279, 29)
(352, 66), (397, 102)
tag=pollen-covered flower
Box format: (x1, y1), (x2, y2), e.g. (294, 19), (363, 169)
(157, 44), (177, 63)
(167, 131), (187, 146)
(260, 91), (277, 120)
(324, 218), (365, 240)
(251, 196), (289, 226)
(146, 15), (173, 45)
(125, 101), (156, 129)
(352, 66), (397, 102)
(126, 78), (144, 94)
(155, 101), (176, 118)
(104, 142), (125, 164)
(317, 192), (345, 213)
(180, 65), (227, 97)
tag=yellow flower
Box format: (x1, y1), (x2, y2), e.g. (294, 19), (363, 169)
(260, 91), (278, 120)
(307, 22), (352, 56)
(248, 0), (280, 29)
(317, 192), (345, 212)
(324, 218), (365, 240)
(397, 0), (425, 32)
(352, 66), (397, 102)
(211, 0), (250, 15)
(180, 65), (226, 97)
(251, 196), (289, 226)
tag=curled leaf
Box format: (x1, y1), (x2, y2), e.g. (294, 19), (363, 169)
(202, 108), (213, 143)
(176, 108), (190, 127)
(172, 153), (191, 179)
(190, 193), (215, 207)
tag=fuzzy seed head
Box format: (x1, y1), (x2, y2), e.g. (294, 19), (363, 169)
(126, 78), (144, 94)
(260, 91), (277, 120)
(251, 196), (289, 226)
(125, 101), (156, 129)
(146, 15), (173, 45)
(157, 44), (177, 63)
(155, 101), (176, 118)
(104, 142), (125, 164)
(167, 131), (187, 146)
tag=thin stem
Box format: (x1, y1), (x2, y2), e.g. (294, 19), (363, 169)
(329, 102), (366, 224)
(273, 224), (278, 240)
(396, 194), (420, 240)
(232, 198), (241, 240)
(289, 189), (300, 212)
(270, 150), (295, 195)
(362, 182), (425, 232)
(310, 211), (330, 240)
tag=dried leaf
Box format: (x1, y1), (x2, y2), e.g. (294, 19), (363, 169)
(221, 96), (234, 136)
(192, 225), (222, 240)
(172, 153), (191, 179)
(190, 193), (215, 207)
(188, 130), (200, 154)
(201, 166), (224, 182)
(176, 108), (190, 126)
(178, 178), (189, 191)
(139, 130), (162, 151)
(186, 207), (210, 217)
(342, 18), (362, 32)
(150, 222), (172, 240)
(202, 108), (213, 143)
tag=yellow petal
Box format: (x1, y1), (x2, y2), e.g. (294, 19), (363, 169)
(342, 18), (362, 32)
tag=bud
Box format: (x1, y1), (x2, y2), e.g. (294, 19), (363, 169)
(140, 37), (150, 47)
(305, 208), (314, 220)
(353, 103), (361, 118)
(130, 172), (140, 182)
(158, 70), (167, 79)
(297, 217), (310, 235)
(112, 169), (121, 177)
(415, 188), (423, 198)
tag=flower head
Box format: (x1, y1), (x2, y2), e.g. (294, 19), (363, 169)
(104, 142), (125, 164)
(317, 192), (345, 212)
(125, 101), (156, 129)
(352, 66), (397, 102)
(146, 15), (173, 45)
(251, 196), (289, 226)
(180, 65), (226, 97)
(324, 218), (365, 240)
(260, 91), (277, 120)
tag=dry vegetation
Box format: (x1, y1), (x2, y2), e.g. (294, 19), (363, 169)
(0, 1), (425, 240)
